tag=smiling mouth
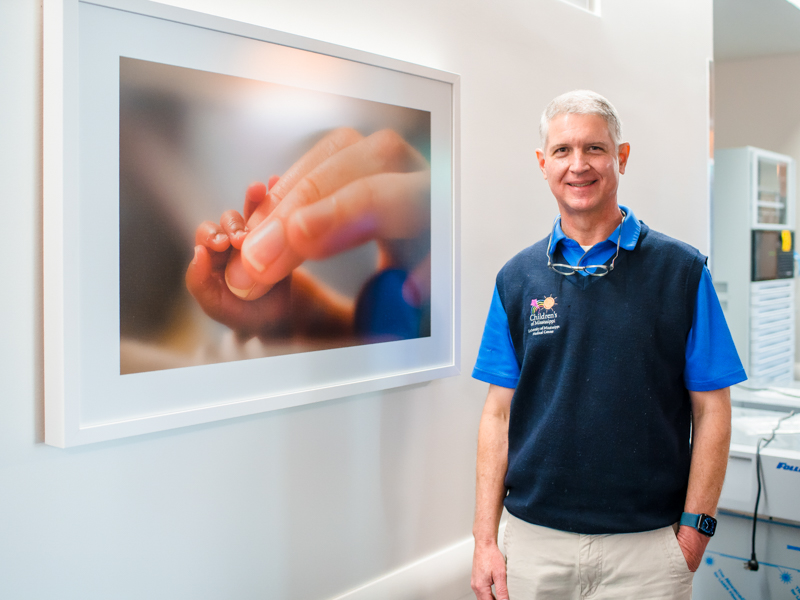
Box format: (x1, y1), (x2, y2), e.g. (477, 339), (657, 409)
(567, 181), (596, 187)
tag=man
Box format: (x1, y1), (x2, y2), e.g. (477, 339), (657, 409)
(470, 90), (746, 600)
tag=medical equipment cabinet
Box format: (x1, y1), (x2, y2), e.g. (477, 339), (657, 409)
(712, 147), (797, 385)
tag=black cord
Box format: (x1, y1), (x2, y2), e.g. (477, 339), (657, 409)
(747, 439), (766, 570)
(745, 410), (796, 571)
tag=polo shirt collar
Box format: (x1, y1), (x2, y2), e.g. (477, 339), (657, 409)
(549, 204), (640, 254)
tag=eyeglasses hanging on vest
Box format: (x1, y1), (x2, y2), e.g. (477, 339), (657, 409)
(546, 209), (625, 277)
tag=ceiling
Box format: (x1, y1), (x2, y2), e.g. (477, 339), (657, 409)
(715, 0), (800, 61)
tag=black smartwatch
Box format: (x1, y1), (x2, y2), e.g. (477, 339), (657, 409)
(680, 512), (717, 537)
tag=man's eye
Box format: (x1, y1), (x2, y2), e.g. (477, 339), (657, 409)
(555, 147), (567, 154)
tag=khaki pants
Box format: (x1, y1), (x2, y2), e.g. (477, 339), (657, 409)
(503, 513), (694, 600)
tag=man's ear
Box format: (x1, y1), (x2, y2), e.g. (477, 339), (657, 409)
(536, 148), (547, 178)
(617, 142), (631, 174)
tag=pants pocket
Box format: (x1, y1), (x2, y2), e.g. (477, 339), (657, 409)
(661, 526), (693, 580)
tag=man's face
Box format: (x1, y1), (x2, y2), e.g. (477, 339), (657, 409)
(536, 113), (630, 218)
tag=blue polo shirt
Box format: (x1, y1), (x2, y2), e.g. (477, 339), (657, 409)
(473, 206), (746, 392)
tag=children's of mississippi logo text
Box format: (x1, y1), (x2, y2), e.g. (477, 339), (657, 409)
(529, 295), (559, 336)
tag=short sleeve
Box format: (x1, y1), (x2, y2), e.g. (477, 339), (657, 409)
(684, 267), (748, 391)
(472, 285), (521, 389)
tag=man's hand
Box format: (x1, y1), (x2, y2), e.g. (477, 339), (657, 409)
(676, 526), (710, 572)
(471, 541), (509, 600)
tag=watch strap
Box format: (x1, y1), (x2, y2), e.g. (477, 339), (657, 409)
(680, 512), (701, 529)
(680, 512), (716, 536)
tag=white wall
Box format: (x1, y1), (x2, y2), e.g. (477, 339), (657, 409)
(715, 53), (800, 225)
(0, 1), (712, 599)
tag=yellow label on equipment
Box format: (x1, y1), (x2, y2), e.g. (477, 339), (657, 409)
(781, 230), (792, 252)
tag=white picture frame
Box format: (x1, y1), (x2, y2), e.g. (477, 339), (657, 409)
(44, 0), (460, 447)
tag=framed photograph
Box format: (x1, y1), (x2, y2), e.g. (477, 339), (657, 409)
(44, 0), (460, 447)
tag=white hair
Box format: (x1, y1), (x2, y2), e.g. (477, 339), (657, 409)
(539, 90), (622, 148)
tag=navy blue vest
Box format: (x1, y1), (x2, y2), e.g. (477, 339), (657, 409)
(497, 223), (705, 534)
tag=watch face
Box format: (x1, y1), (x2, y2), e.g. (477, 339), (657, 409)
(699, 515), (717, 536)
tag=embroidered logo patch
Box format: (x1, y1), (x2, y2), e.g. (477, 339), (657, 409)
(528, 295), (560, 336)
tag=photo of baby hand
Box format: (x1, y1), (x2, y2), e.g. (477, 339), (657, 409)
(120, 58), (431, 375)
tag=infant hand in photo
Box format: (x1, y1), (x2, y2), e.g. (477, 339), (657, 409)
(227, 127), (432, 302)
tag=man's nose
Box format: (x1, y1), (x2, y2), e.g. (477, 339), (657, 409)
(569, 151), (590, 172)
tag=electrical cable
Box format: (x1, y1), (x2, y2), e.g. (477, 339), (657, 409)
(745, 410), (796, 571)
